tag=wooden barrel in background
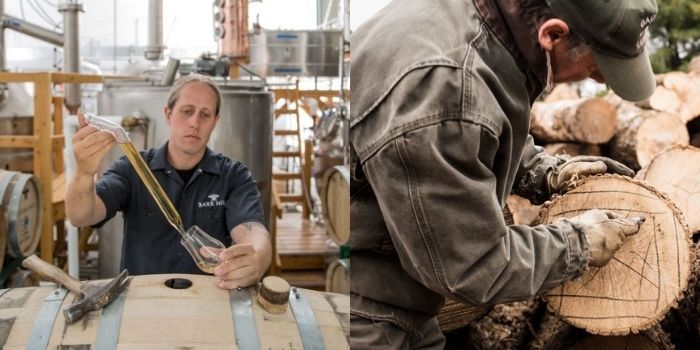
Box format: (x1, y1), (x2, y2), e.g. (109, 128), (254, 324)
(0, 117), (34, 173)
(0, 169), (42, 258)
(322, 166), (349, 245)
(325, 259), (349, 294)
(0, 274), (349, 349)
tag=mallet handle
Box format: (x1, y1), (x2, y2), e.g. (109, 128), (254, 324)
(22, 255), (83, 296)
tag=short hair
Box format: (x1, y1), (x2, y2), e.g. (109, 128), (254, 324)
(166, 73), (222, 116)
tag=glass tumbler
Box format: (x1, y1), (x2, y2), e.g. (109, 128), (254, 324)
(181, 225), (226, 273)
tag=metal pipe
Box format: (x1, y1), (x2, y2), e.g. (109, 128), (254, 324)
(160, 57), (180, 86)
(145, 0), (163, 60)
(59, 2), (83, 113)
(1, 14), (64, 47)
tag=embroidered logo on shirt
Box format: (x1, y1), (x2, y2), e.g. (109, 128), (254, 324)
(198, 193), (225, 208)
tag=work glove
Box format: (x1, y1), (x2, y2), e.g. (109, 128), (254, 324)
(547, 156), (634, 193)
(568, 209), (645, 267)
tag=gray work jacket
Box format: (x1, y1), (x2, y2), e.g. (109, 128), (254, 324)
(349, 0), (590, 328)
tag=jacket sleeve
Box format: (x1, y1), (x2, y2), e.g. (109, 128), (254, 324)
(361, 120), (589, 305)
(512, 135), (565, 204)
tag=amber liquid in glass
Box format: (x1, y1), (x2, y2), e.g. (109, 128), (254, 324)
(196, 262), (216, 274)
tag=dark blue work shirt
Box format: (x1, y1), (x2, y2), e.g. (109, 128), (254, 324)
(95, 142), (265, 275)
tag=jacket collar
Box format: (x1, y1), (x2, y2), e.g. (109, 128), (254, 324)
(474, 0), (547, 97)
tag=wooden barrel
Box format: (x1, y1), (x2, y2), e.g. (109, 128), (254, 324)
(325, 259), (349, 294)
(0, 170), (41, 258)
(0, 117), (34, 173)
(322, 166), (349, 245)
(0, 274), (349, 349)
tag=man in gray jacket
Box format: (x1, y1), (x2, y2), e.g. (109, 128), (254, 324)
(350, 0), (658, 348)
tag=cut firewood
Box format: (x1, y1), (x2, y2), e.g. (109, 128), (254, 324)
(543, 143), (602, 157)
(637, 86), (682, 115)
(538, 175), (692, 336)
(662, 72), (693, 99)
(679, 81), (700, 123)
(438, 298), (490, 333)
(637, 145), (700, 235)
(530, 98), (617, 144)
(543, 84), (580, 103)
(608, 104), (689, 170)
(689, 55), (700, 76)
(506, 195), (541, 226)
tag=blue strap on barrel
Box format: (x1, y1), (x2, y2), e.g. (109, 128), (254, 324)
(229, 288), (261, 350)
(27, 288), (68, 350)
(94, 290), (128, 349)
(289, 287), (325, 350)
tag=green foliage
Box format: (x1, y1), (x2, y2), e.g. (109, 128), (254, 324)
(649, 0), (700, 73)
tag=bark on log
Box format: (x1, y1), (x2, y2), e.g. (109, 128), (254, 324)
(529, 309), (586, 350)
(608, 103), (689, 170)
(543, 143), (602, 157)
(461, 300), (544, 350)
(530, 98), (617, 144)
(539, 175), (692, 336)
(438, 298), (490, 333)
(637, 145), (700, 235)
(661, 243), (700, 350)
(691, 133), (700, 148)
(568, 324), (675, 350)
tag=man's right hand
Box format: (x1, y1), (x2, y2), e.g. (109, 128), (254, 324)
(568, 209), (644, 267)
(72, 112), (117, 176)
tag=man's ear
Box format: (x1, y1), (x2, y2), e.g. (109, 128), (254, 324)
(538, 18), (570, 52)
(164, 106), (172, 125)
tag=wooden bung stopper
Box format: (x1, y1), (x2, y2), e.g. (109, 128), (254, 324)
(257, 276), (290, 314)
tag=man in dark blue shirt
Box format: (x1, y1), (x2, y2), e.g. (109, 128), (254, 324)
(66, 74), (271, 289)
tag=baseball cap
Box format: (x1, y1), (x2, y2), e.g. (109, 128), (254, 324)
(546, 0), (658, 102)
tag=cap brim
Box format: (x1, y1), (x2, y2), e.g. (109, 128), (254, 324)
(591, 47), (655, 102)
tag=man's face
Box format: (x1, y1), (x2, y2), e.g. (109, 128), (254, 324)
(551, 37), (605, 84)
(165, 81), (219, 156)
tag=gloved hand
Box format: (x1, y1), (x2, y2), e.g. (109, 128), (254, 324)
(548, 156), (634, 193)
(568, 209), (645, 267)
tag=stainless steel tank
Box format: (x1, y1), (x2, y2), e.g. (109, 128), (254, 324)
(248, 30), (342, 77)
(98, 79), (273, 220)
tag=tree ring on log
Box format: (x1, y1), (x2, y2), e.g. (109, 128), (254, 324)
(538, 175), (693, 336)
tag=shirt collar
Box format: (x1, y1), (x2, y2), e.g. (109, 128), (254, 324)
(148, 141), (221, 175)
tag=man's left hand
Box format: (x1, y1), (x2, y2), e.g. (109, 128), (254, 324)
(213, 244), (263, 289)
(548, 155), (634, 193)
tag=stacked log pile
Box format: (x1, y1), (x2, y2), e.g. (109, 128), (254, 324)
(443, 66), (700, 349)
